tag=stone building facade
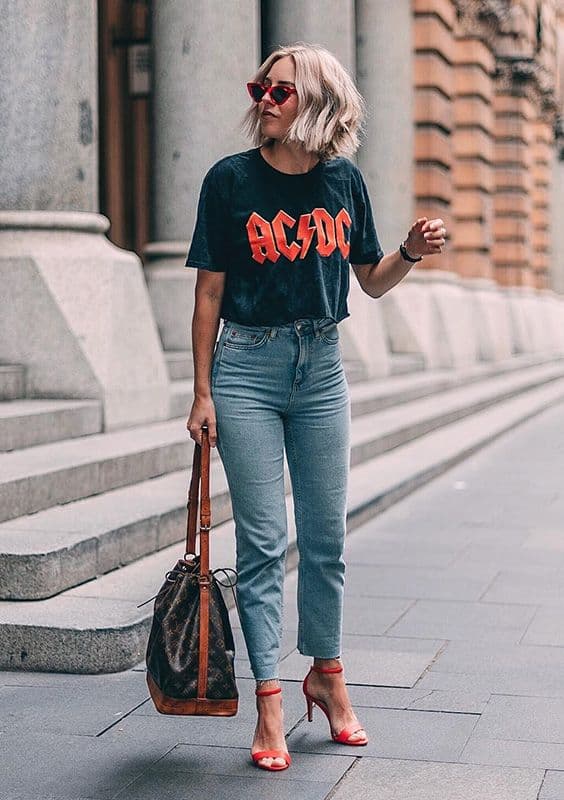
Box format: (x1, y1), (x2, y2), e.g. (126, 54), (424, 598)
(1, 0), (564, 430)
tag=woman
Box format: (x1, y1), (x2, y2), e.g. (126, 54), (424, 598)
(185, 43), (446, 772)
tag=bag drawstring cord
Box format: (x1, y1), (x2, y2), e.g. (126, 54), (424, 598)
(136, 565), (240, 619)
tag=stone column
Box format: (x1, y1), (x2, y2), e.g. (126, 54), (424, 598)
(261, 0), (390, 377)
(0, 0), (98, 212)
(356, 0), (414, 253)
(146, 1), (260, 351)
(262, 0), (355, 74)
(0, 1), (169, 428)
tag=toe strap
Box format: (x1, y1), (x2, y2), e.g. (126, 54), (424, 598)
(252, 749), (292, 765)
(333, 726), (368, 745)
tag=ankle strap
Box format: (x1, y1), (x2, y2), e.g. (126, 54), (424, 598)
(311, 664), (343, 674)
(255, 686), (282, 697)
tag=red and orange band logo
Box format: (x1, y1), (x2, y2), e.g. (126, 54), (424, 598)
(246, 207), (352, 264)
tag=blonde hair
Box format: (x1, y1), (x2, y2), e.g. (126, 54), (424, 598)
(242, 43), (365, 161)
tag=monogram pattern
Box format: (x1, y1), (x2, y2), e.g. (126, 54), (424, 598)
(145, 557), (239, 708)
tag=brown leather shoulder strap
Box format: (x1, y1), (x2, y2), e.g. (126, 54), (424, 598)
(185, 439), (201, 555)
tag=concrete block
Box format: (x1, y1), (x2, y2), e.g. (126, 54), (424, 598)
(341, 281), (391, 379)
(164, 350), (193, 381)
(380, 275), (451, 368)
(0, 212), (170, 430)
(143, 243), (194, 351)
(470, 281), (514, 361)
(0, 363), (25, 400)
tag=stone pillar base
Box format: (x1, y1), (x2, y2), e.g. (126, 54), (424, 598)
(0, 212), (169, 430)
(342, 280), (390, 379)
(143, 241), (195, 351)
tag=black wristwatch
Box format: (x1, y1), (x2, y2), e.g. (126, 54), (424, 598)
(399, 240), (423, 263)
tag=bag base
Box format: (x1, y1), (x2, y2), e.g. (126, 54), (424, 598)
(147, 672), (238, 716)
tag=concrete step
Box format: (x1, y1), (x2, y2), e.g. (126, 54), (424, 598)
(1, 358), (562, 525)
(389, 353), (426, 374)
(164, 350), (193, 381)
(168, 351), (555, 420)
(168, 356), (376, 417)
(0, 364), (26, 401)
(2, 376), (563, 672)
(2, 358), (564, 600)
(0, 399), (102, 452)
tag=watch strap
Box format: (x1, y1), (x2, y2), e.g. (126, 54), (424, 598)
(399, 242), (423, 263)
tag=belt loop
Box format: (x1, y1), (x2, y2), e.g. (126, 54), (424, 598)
(269, 327), (277, 339)
(313, 319), (321, 339)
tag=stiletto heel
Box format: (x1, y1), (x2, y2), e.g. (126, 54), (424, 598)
(250, 686), (292, 772)
(302, 663), (368, 746)
(306, 694), (314, 722)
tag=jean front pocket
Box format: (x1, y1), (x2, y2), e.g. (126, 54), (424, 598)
(223, 324), (270, 351)
(319, 322), (339, 345)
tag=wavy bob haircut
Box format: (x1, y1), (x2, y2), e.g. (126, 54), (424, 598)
(242, 43), (365, 161)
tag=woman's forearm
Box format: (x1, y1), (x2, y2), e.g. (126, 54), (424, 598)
(362, 249), (414, 298)
(191, 293), (222, 400)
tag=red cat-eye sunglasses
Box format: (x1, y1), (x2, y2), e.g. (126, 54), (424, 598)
(247, 82), (297, 106)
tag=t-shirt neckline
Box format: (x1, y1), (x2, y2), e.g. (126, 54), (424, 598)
(255, 146), (323, 178)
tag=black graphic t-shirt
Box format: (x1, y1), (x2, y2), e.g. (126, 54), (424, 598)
(185, 147), (384, 325)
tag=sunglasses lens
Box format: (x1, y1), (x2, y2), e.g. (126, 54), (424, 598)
(271, 86), (291, 104)
(248, 83), (266, 102)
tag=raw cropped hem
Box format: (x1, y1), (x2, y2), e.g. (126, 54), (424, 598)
(297, 643), (342, 660)
(250, 662), (280, 681)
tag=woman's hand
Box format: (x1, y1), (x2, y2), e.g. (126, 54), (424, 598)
(404, 217), (447, 258)
(186, 395), (218, 447)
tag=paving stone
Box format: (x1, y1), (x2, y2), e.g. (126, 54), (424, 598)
(407, 689), (491, 714)
(426, 641), (564, 696)
(344, 563), (499, 601)
(130, 678), (307, 736)
(460, 737), (564, 770)
(450, 542), (564, 572)
(279, 634), (445, 687)
(344, 532), (462, 568)
(481, 570), (564, 605)
(0, 669), (149, 735)
(522, 607), (564, 647)
(386, 599), (537, 643)
(113, 770), (336, 800)
(288, 704), (477, 761)
(148, 742), (354, 782)
(345, 684), (436, 708)
(471, 695), (564, 745)
(539, 770), (564, 799)
(0, 731), (176, 799)
(330, 756), (544, 800)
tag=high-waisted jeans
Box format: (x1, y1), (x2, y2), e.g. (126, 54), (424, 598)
(211, 316), (350, 680)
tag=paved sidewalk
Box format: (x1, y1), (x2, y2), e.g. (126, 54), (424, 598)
(3, 400), (564, 799)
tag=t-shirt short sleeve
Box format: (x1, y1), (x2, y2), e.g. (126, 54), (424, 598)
(349, 168), (385, 266)
(184, 162), (230, 272)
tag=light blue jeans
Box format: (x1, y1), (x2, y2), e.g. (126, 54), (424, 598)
(211, 317), (350, 680)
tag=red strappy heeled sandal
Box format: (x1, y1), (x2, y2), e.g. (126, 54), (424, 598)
(250, 686), (292, 771)
(302, 663), (368, 746)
